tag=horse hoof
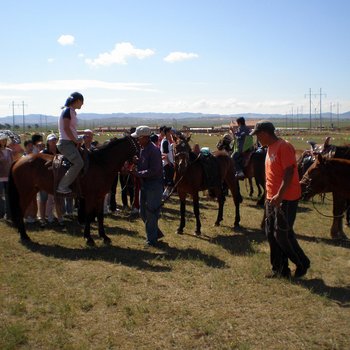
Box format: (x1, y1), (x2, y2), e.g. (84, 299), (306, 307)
(86, 238), (96, 247)
(176, 229), (183, 235)
(214, 222), (220, 227)
(194, 231), (201, 236)
(20, 234), (31, 243)
(103, 236), (112, 245)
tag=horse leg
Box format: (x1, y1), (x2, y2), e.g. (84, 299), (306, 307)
(193, 192), (201, 235)
(233, 181), (241, 228)
(255, 178), (262, 197)
(177, 197), (186, 234)
(248, 178), (254, 197)
(18, 191), (38, 242)
(83, 211), (96, 246)
(97, 200), (111, 245)
(215, 188), (224, 226)
(330, 193), (348, 239)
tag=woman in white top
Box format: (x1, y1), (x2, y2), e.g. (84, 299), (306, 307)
(56, 92), (84, 194)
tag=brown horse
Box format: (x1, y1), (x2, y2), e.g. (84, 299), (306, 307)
(8, 137), (138, 246)
(297, 139), (350, 239)
(173, 135), (241, 235)
(243, 148), (266, 205)
(300, 154), (350, 239)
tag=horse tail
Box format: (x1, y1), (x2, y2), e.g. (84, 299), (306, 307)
(7, 162), (21, 228)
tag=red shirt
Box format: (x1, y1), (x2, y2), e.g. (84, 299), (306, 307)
(265, 139), (301, 201)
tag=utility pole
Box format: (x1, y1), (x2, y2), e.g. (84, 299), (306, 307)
(22, 101), (26, 132)
(11, 101), (27, 131)
(337, 103), (340, 128)
(305, 88), (326, 130)
(12, 101), (15, 129)
(318, 88), (326, 129)
(304, 88), (312, 129)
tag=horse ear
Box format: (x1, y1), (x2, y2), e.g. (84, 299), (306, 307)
(323, 136), (331, 148)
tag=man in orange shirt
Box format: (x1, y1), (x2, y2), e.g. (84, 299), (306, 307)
(250, 121), (310, 279)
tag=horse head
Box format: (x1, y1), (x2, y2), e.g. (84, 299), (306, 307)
(174, 136), (192, 175)
(300, 154), (331, 200)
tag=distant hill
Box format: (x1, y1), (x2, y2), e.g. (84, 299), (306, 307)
(1, 111), (349, 128)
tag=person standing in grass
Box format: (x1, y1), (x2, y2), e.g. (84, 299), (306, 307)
(131, 126), (163, 247)
(250, 120), (310, 279)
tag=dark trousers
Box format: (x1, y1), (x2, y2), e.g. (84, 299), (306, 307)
(265, 200), (310, 274)
(109, 174), (119, 212)
(233, 152), (243, 172)
(163, 164), (175, 187)
(120, 173), (134, 207)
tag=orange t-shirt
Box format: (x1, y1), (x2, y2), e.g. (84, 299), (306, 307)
(265, 139), (301, 201)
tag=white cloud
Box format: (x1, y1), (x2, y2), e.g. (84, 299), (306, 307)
(85, 42), (155, 67)
(0, 80), (157, 92)
(57, 35), (75, 46)
(47, 58), (54, 63)
(164, 51), (199, 63)
(78, 53), (85, 58)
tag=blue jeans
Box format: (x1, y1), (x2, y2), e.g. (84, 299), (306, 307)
(140, 178), (163, 244)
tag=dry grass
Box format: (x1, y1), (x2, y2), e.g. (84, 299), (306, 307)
(1, 132), (350, 349)
(1, 192), (349, 350)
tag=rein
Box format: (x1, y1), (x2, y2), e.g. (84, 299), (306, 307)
(311, 195), (350, 219)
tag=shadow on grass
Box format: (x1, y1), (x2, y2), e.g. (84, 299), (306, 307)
(20, 239), (226, 270)
(295, 278), (350, 307)
(212, 226), (266, 256)
(296, 233), (350, 249)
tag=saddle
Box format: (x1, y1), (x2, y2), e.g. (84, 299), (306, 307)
(51, 148), (90, 197)
(199, 153), (221, 189)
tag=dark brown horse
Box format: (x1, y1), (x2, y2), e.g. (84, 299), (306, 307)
(297, 139), (350, 239)
(8, 137), (138, 246)
(173, 135), (241, 235)
(243, 148), (266, 205)
(301, 154), (350, 240)
(301, 154), (350, 200)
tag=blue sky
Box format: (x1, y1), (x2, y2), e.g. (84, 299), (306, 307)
(0, 0), (349, 117)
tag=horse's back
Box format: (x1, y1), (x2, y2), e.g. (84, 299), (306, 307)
(12, 153), (55, 194)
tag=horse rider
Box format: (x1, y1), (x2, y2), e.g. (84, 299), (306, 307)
(216, 133), (233, 154)
(56, 92), (85, 194)
(231, 116), (253, 179)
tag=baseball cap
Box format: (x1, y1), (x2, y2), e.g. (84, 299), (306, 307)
(250, 120), (275, 136)
(131, 126), (152, 138)
(46, 133), (57, 141)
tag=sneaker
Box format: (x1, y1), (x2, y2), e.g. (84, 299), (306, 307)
(162, 187), (171, 200)
(56, 187), (72, 195)
(235, 171), (245, 179)
(25, 216), (36, 224)
(57, 218), (65, 227)
(265, 268), (291, 279)
(130, 207), (139, 215)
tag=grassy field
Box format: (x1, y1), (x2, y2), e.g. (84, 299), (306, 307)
(1, 132), (350, 350)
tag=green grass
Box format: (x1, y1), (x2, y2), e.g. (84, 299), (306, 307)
(1, 131), (350, 349)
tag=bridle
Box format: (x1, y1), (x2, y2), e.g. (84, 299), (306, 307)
(126, 136), (139, 156)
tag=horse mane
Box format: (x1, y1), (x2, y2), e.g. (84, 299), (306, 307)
(89, 137), (130, 164)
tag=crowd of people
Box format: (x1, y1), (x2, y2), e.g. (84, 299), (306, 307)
(0, 91), (311, 277)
